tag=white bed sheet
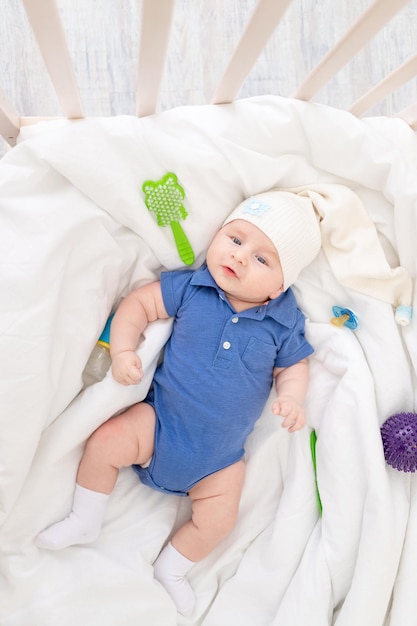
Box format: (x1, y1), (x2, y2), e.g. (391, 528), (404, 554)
(1, 95), (417, 625)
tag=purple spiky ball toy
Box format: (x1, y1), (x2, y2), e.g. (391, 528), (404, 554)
(381, 412), (417, 472)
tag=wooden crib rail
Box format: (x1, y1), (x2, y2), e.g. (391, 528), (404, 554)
(0, 87), (20, 145)
(1, 0), (417, 149)
(293, 0), (411, 103)
(349, 51), (417, 117)
(136, 0), (176, 117)
(211, 0), (293, 105)
(21, 0), (84, 120)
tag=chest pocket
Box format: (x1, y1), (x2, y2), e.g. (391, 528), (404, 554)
(241, 337), (278, 373)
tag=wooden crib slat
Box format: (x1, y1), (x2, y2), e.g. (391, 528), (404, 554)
(293, 0), (411, 102)
(136, 0), (176, 117)
(22, 0), (84, 119)
(349, 52), (417, 117)
(211, 0), (293, 105)
(0, 87), (20, 147)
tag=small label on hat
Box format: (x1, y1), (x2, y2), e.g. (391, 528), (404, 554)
(242, 198), (270, 216)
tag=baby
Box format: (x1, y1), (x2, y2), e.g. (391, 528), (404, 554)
(36, 190), (321, 616)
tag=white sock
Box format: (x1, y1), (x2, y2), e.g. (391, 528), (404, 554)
(35, 484), (109, 550)
(153, 542), (196, 616)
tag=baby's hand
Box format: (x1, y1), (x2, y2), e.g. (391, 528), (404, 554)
(272, 394), (306, 432)
(111, 351), (144, 385)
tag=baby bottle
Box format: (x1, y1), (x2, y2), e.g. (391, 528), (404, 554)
(82, 314), (114, 387)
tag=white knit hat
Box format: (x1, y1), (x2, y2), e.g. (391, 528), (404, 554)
(223, 190), (321, 290)
(225, 184), (413, 326)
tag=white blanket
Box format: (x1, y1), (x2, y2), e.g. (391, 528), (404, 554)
(1, 95), (417, 625)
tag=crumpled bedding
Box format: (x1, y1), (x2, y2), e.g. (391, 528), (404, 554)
(1, 95), (416, 625)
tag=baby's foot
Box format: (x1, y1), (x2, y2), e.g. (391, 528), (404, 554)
(35, 513), (100, 550)
(35, 485), (109, 550)
(153, 543), (196, 616)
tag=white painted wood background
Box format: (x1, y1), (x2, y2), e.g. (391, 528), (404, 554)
(1, 0), (417, 156)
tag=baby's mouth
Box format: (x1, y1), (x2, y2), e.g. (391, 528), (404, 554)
(222, 265), (238, 278)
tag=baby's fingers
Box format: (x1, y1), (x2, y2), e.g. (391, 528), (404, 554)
(272, 398), (294, 419)
(273, 399), (306, 432)
(117, 360), (143, 385)
(126, 363), (143, 384)
(112, 353), (143, 385)
(287, 412), (306, 433)
(280, 411), (298, 430)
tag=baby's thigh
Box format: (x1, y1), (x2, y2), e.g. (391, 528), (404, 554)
(90, 401), (156, 467)
(189, 461), (246, 530)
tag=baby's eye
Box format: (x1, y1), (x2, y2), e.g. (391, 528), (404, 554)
(256, 255), (267, 265)
(231, 236), (241, 245)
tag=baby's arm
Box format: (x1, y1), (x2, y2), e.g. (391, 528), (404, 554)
(271, 358), (309, 432)
(110, 281), (169, 385)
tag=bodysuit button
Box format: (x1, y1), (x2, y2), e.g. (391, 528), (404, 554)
(223, 341), (231, 350)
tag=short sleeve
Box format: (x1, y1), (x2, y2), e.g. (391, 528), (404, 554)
(274, 310), (314, 368)
(160, 270), (194, 317)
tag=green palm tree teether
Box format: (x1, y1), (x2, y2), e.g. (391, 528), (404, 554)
(142, 172), (195, 266)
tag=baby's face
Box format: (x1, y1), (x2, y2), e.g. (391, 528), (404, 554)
(206, 219), (284, 312)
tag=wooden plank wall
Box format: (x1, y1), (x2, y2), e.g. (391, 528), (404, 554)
(1, 0), (417, 155)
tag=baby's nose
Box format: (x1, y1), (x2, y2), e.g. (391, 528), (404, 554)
(231, 250), (246, 264)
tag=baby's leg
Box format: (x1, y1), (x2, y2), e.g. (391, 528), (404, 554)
(76, 401), (155, 493)
(176, 460), (246, 560)
(36, 402), (155, 550)
(153, 460), (245, 615)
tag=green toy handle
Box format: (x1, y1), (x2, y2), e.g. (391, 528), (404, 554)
(310, 430), (322, 516)
(170, 221), (195, 265)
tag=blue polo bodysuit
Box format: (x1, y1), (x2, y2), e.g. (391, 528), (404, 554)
(133, 265), (313, 496)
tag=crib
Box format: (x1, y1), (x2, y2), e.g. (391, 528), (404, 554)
(1, 1), (417, 625)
